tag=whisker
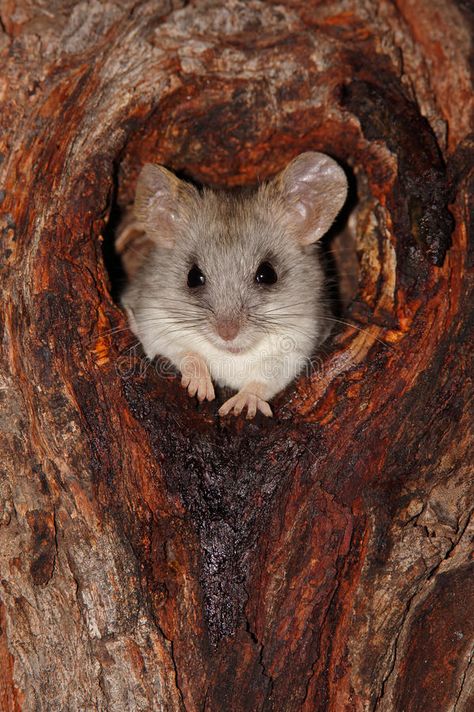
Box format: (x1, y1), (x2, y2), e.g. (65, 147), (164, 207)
(251, 313), (396, 353)
(318, 316), (396, 352)
(258, 300), (315, 315)
(90, 325), (133, 339)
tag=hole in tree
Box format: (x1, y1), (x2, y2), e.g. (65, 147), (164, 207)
(320, 162), (359, 321)
(100, 151), (366, 414)
(102, 207), (127, 304)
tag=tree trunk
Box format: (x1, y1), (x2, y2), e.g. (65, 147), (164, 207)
(0, 1), (472, 710)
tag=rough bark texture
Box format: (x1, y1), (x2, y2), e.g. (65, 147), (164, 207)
(0, 1), (473, 710)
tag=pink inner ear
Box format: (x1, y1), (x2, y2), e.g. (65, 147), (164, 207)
(280, 154), (348, 244)
(292, 196), (309, 220)
(149, 197), (165, 218)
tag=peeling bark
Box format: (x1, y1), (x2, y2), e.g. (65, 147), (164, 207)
(0, 1), (472, 710)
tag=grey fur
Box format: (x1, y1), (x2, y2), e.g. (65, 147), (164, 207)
(122, 152), (347, 412)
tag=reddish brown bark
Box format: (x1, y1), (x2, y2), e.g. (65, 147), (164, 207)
(0, 1), (472, 710)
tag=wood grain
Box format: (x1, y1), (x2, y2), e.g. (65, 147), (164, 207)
(0, 1), (472, 710)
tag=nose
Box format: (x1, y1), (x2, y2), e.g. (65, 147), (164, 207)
(216, 319), (240, 341)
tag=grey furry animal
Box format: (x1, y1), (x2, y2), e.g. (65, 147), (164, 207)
(122, 152), (347, 417)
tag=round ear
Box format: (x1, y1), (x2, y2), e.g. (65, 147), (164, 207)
(277, 152), (348, 245)
(134, 164), (198, 248)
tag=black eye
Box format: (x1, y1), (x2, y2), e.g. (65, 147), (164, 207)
(255, 261), (277, 285)
(187, 264), (205, 288)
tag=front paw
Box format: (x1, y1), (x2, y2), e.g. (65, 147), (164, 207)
(218, 390), (273, 419)
(180, 353), (215, 402)
(181, 371), (215, 402)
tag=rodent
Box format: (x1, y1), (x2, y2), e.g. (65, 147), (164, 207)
(121, 152), (348, 418)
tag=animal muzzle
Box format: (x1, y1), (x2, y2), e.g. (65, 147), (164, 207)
(215, 319), (241, 341)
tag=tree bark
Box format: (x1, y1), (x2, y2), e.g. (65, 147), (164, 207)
(0, 1), (472, 710)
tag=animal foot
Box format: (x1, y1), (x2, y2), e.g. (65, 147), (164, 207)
(180, 354), (215, 402)
(218, 390), (273, 419)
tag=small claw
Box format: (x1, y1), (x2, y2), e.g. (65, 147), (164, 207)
(246, 398), (257, 419)
(184, 376), (215, 402)
(258, 399), (273, 417)
(187, 382), (198, 397)
(180, 353), (214, 403)
(200, 377), (215, 401)
(232, 401), (245, 416)
(218, 399), (234, 417)
(219, 390), (272, 418)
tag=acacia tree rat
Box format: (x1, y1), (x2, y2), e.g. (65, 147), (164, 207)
(121, 152), (348, 418)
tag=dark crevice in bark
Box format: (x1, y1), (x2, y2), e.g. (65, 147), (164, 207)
(166, 636), (188, 712)
(243, 609), (274, 700)
(375, 588), (417, 708)
(453, 649), (474, 712)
